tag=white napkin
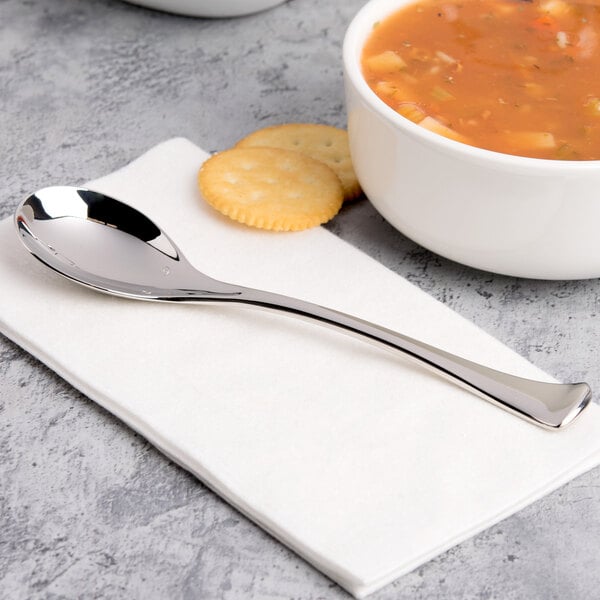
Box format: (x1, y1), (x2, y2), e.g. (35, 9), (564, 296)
(2, 138), (600, 598)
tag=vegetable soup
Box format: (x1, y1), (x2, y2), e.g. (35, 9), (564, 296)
(361, 0), (600, 160)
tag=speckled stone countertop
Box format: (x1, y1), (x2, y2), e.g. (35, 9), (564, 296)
(2, 1), (600, 598)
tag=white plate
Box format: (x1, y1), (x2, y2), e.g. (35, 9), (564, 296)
(124, 0), (287, 17)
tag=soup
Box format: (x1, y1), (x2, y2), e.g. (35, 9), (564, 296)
(361, 0), (600, 160)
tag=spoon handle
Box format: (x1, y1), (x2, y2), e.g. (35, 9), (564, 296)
(208, 286), (591, 430)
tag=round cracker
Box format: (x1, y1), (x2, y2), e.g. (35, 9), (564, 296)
(198, 147), (344, 232)
(235, 123), (362, 201)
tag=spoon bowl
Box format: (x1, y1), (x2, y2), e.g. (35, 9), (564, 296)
(15, 186), (593, 430)
(16, 186), (233, 299)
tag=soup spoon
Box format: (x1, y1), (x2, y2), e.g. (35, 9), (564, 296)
(14, 186), (592, 430)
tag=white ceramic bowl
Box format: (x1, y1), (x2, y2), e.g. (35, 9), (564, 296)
(124, 0), (286, 18)
(343, 0), (600, 280)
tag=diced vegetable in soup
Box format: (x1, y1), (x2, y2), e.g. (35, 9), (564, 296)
(361, 0), (600, 160)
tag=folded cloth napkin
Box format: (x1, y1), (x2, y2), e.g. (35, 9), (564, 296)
(2, 138), (600, 598)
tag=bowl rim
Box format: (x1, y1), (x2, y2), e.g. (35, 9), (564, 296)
(123, 0), (286, 17)
(342, 0), (600, 172)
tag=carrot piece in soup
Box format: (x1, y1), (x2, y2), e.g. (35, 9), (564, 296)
(532, 15), (558, 31)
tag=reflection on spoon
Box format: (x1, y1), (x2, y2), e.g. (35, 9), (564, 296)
(15, 186), (592, 430)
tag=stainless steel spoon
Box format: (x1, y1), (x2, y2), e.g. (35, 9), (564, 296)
(15, 186), (592, 429)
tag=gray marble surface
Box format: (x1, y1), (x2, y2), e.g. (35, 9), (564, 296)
(2, 0), (600, 598)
